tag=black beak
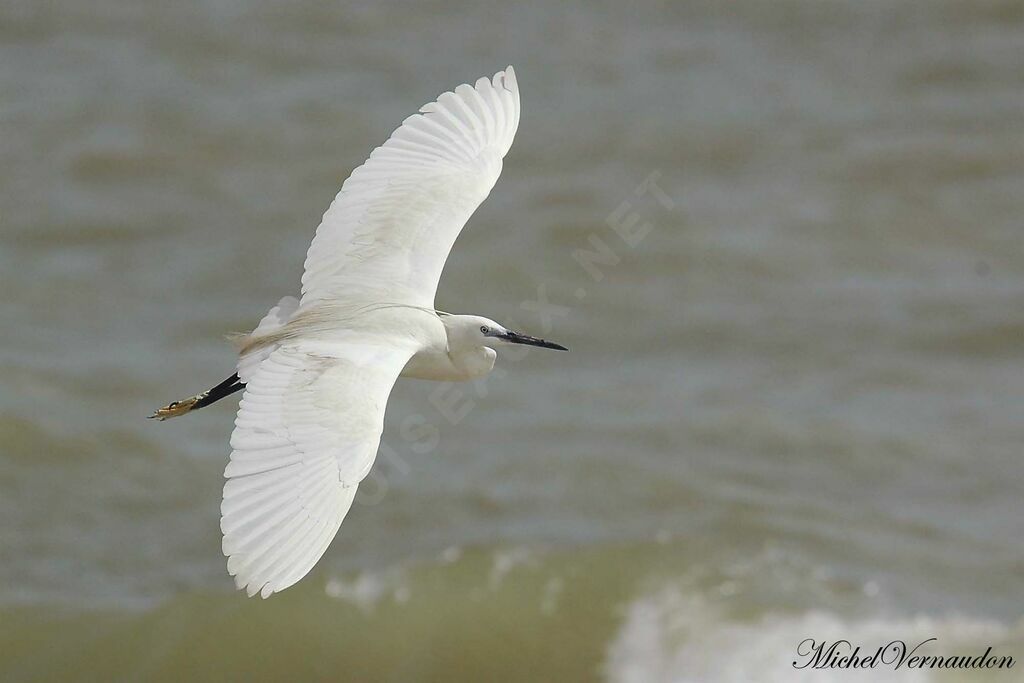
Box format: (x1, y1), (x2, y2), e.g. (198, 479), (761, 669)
(498, 330), (569, 351)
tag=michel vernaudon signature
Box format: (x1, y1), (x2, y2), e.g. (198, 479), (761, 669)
(793, 638), (1015, 671)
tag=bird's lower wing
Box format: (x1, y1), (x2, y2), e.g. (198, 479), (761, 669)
(221, 337), (416, 598)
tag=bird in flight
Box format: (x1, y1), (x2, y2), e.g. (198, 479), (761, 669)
(150, 66), (567, 598)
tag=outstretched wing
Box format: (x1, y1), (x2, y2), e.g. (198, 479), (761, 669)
(221, 336), (416, 598)
(300, 66), (520, 309)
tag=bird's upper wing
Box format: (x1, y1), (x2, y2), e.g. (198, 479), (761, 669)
(300, 66), (520, 309)
(221, 335), (417, 598)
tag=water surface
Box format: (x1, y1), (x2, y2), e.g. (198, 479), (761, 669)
(2, 1), (1023, 680)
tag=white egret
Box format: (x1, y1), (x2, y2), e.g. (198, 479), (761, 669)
(150, 66), (567, 598)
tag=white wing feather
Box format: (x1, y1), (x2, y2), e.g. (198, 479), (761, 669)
(222, 336), (417, 598)
(236, 295), (299, 383)
(300, 66), (520, 309)
(223, 67), (521, 597)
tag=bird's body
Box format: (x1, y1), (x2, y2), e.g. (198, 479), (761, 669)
(151, 66), (566, 598)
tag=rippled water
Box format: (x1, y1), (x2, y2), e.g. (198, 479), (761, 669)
(2, 1), (1023, 680)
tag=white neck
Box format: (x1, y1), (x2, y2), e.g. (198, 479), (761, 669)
(399, 314), (497, 381)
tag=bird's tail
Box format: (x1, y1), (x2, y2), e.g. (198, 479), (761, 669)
(149, 373), (245, 421)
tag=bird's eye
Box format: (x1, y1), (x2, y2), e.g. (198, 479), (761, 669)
(480, 326), (489, 334)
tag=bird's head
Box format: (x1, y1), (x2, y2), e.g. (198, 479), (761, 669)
(443, 314), (568, 353)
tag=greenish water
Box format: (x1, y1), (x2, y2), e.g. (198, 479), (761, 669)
(2, 1), (1024, 680)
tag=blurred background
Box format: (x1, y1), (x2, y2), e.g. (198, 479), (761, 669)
(2, 1), (1023, 680)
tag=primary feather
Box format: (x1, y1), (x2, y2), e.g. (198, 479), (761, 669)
(222, 66), (521, 598)
(300, 67), (520, 309)
(222, 337), (419, 598)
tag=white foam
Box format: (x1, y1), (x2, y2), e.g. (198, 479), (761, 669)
(605, 586), (1022, 683)
(324, 568), (408, 613)
(488, 546), (538, 589)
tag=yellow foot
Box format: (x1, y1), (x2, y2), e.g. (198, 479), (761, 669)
(148, 394), (204, 421)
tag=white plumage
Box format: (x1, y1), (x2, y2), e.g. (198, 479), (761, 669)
(223, 336), (418, 597)
(223, 67), (523, 598)
(300, 67), (520, 309)
(154, 66), (567, 598)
